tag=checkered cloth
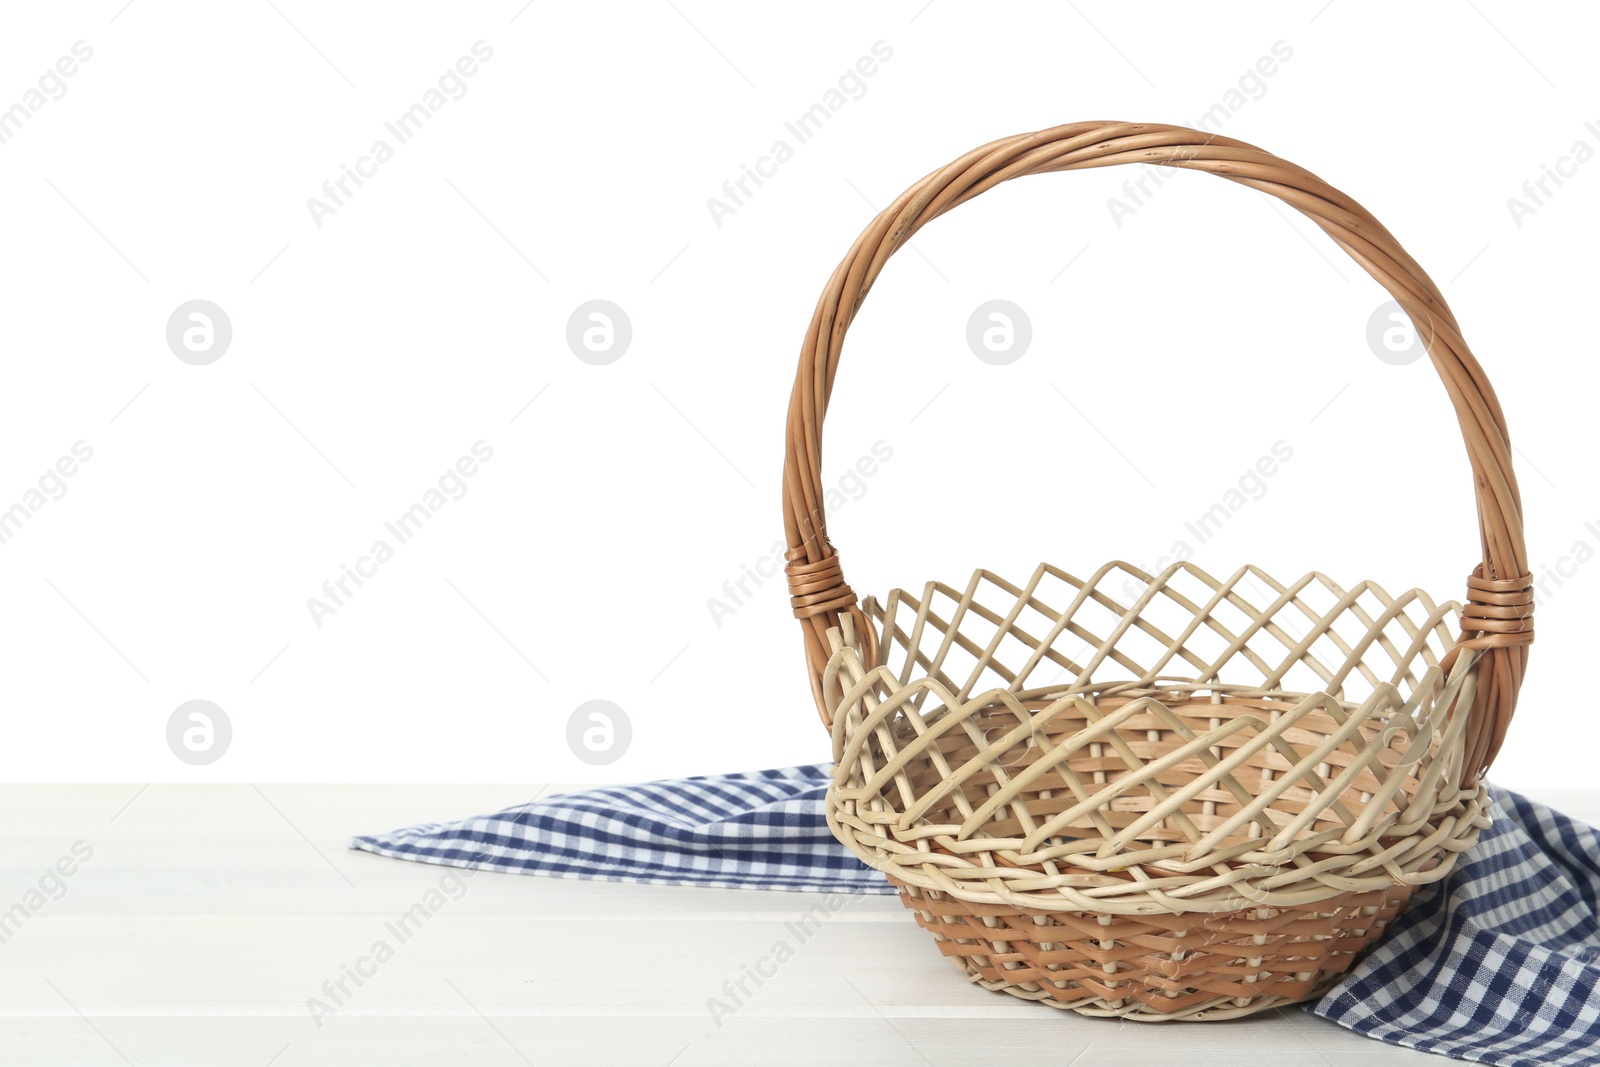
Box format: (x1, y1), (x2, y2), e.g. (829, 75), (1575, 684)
(351, 770), (1600, 1065)
(350, 765), (892, 894)
(1309, 785), (1600, 1066)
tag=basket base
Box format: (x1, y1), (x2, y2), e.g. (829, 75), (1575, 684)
(890, 878), (1412, 1021)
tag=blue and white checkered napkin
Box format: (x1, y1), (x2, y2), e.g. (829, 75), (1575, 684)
(350, 765), (892, 894)
(351, 769), (1600, 1065)
(1309, 785), (1600, 1066)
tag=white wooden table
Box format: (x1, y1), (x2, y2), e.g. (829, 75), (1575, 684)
(4, 784), (1594, 1066)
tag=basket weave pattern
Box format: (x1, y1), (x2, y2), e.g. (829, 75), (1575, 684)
(893, 880), (1413, 1019)
(781, 122), (1532, 1020)
(826, 562), (1490, 1018)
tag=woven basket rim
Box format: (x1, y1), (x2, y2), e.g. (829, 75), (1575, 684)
(822, 555), (1489, 911)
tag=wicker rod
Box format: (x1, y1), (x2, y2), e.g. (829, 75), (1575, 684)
(782, 122), (1531, 781)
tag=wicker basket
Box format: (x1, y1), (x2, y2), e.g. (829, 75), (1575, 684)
(780, 122), (1533, 1021)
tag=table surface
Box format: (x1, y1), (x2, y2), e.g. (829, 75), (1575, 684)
(4, 783), (1595, 1067)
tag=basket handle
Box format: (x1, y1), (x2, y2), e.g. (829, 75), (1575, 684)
(782, 121), (1532, 783)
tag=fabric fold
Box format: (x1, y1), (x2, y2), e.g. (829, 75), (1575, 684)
(350, 765), (891, 894)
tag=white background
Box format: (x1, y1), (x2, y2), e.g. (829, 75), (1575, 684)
(0, 1), (1594, 787)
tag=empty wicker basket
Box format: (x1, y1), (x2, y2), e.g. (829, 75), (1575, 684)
(781, 122), (1533, 1021)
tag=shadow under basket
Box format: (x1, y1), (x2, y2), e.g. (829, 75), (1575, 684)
(822, 562), (1493, 1021)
